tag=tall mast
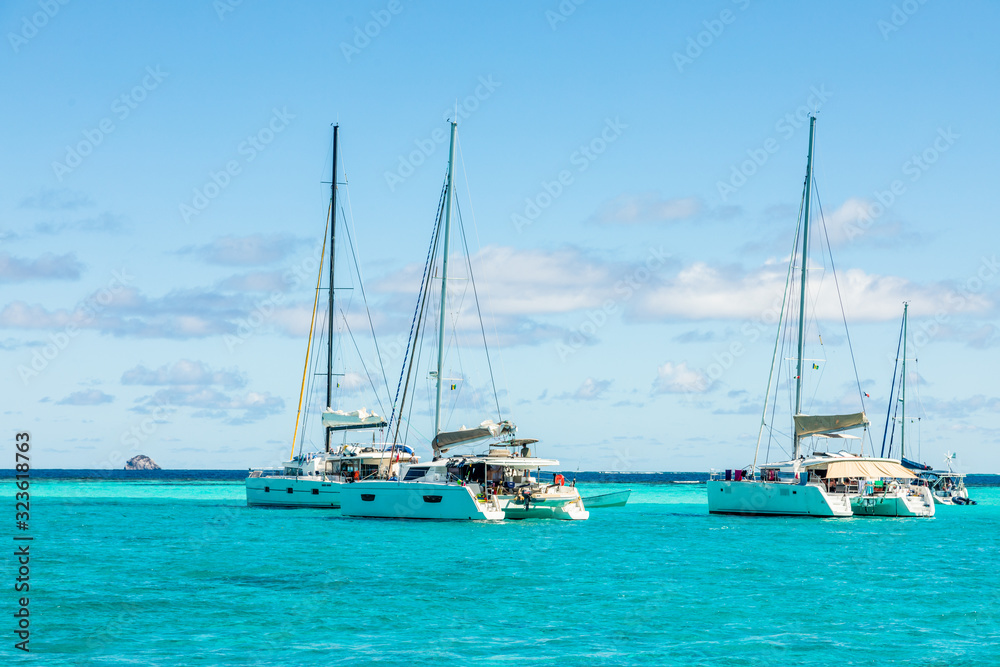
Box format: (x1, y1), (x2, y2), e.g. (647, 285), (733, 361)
(326, 124), (339, 453)
(793, 115), (817, 460)
(434, 122), (458, 436)
(901, 301), (908, 459)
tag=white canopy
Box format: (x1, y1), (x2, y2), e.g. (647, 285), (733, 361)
(794, 412), (869, 437)
(321, 408), (387, 431)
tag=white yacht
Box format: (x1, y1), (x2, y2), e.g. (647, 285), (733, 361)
(904, 455), (974, 505)
(919, 470), (973, 505)
(846, 303), (934, 517)
(246, 410), (417, 508)
(246, 126), (407, 508)
(707, 116), (870, 518)
(341, 122), (587, 521)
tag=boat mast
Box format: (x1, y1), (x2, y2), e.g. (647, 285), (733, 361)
(434, 122), (458, 437)
(326, 124), (339, 453)
(901, 301), (908, 459)
(793, 115), (817, 460)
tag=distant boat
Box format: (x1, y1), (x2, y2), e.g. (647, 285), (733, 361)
(582, 490), (631, 508)
(903, 455), (975, 506)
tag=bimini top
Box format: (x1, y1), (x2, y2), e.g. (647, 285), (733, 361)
(815, 458), (917, 480)
(794, 412), (869, 438)
(431, 419), (516, 454)
(321, 408), (388, 431)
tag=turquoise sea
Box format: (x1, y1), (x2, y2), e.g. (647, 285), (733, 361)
(4, 477), (999, 665)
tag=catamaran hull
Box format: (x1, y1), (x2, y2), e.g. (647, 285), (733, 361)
(851, 488), (934, 517)
(245, 477), (341, 508)
(707, 481), (852, 517)
(340, 481), (505, 520)
(498, 494), (589, 520)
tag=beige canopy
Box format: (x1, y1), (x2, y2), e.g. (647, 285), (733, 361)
(819, 459), (916, 480)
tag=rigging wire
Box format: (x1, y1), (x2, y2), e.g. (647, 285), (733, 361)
(813, 181), (874, 455)
(455, 196), (503, 422)
(388, 175), (448, 445)
(290, 202), (331, 459)
(341, 309), (387, 418)
(339, 168), (393, 408)
(457, 134), (512, 415)
(756, 193), (804, 469)
(880, 312), (906, 456)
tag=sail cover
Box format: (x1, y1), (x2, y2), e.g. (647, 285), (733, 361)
(794, 412), (869, 437)
(821, 459), (917, 480)
(321, 408), (387, 431)
(432, 419), (516, 453)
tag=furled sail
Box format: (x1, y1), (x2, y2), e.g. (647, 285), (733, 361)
(431, 419), (516, 454)
(322, 408), (387, 431)
(794, 412), (869, 437)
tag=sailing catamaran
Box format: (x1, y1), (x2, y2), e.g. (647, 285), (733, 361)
(707, 116), (873, 517)
(873, 304), (961, 510)
(246, 126), (415, 508)
(340, 122), (587, 521)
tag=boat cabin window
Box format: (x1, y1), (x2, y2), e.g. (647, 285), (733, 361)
(403, 466), (429, 481)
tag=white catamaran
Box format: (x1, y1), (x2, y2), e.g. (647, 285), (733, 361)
(873, 304), (960, 510)
(340, 122), (587, 521)
(246, 126), (415, 508)
(708, 116), (878, 517)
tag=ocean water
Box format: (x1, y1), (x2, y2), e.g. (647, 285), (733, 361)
(5, 477), (999, 665)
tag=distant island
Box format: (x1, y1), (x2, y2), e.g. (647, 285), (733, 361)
(124, 455), (161, 470)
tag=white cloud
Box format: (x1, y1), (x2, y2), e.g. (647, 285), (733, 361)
(632, 261), (993, 322)
(57, 389), (114, 405)
(178, 234), (302, 266)
(0, 252), (83, 283)
(558, 377), (611, 401)
(133, 387), (284, 424)
(121, 360), (246, 389)
(591, 192), (702, 224)
(18, 187), (94, 211)
(653, 362), (709, 394)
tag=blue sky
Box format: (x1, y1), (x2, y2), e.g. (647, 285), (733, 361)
(3, 1), (999, 472)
